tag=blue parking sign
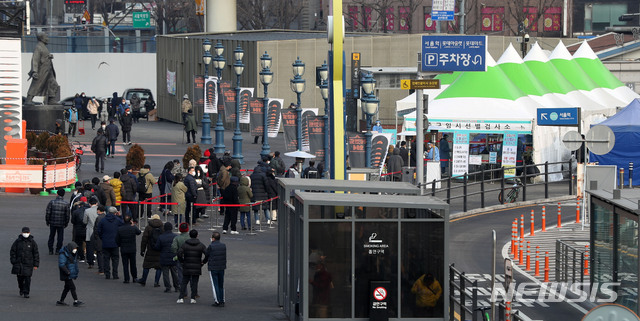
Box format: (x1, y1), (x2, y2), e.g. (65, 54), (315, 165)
(421, 35), (487, 72)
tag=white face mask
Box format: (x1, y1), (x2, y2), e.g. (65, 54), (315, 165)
(22, 233), (30, 238)
(72, 249), (78, 254)
(189, 171), (195, 176)
(101, 125), (106, 130)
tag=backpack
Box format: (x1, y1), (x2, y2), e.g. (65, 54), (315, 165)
(149, 226), (162, 248)
(137, 172), (149, 194)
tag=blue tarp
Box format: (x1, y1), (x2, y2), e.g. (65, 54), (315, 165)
(590, 98), (640, 185)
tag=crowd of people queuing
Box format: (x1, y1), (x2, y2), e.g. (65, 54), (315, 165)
(29, 143), (328, 307)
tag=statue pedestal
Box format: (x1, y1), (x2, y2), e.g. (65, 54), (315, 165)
(22, 104), (65, 132)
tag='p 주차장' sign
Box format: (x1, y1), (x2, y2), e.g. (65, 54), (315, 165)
(421, 35), (487, 72)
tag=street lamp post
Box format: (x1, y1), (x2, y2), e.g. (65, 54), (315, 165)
(290, 57), (306, 151)
(318, 61), (330, 178)
(259, 51), (273, 158)
(361, 73), (379, 168)
(232, 46), (245, 163)
(212, 42), (226, 154)
(200, 39), (213, 145)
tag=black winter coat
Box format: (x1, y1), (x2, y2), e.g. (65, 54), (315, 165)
(221, 182), (239, 205)
(120, 174), (137, 201)
(10, 235), (39, 276)
(206, 240), (226, 271)
(154, 231), (177, 266)
(178, 238), (207, 275)
(116, 224), (141, 254)
(120, 113), (133, 131)
(265, 173), (278, 209)
(106, 123), (119, 141)
(184, 174), (197, 201)
(91, 134), (108, 155)
(250, 167), (268, 211)
(70, 203), (89, 237)
(141, 219), (163, 269)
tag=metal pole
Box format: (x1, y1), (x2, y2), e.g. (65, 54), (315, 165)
(214, 61), (225, 153)
(232, 56), (244, 163)
(201, 42), (212, 145)
(365, 114), (372, 167)
(296, 92), (302, 151)
(323, 87), (330, 179)
(415, 54), (424, 193)
(261, 81), (270, 158)
(491, 230), (496, 321)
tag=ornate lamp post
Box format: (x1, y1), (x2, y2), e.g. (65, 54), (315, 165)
(290, 57), (306, 151)
(318, 61), (330, 178)
(200, 39), (213, 144)
(212, 42), (226, 153)
(232, 45), (244, 163)
(259, 51), (273, 158)
(361, 73), (378, 168)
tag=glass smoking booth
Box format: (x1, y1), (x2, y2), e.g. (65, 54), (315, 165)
(277, 179), (449, 321)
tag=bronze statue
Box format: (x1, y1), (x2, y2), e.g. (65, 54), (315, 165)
(25, 32), (60, 105)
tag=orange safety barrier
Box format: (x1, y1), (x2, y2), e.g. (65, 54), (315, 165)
(576, 199), (581, 224)
(584, 245), (590, 276)
(557, 202), (562, 228)
(542, 205), (546, 232)
(520, 215), (524, 239)
(518, 238), (524, 265)
(525, 241), (531, 271)
(511, 219), (517, 256)
(530, 209), (535, 236)
(534, 246), (540, 276)
(544, 252), (550, 282)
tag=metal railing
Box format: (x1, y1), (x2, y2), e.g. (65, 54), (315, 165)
(555, 239), (589, 283)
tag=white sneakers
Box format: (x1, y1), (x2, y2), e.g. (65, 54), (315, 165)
(177, 298), (184, 304)
(230, 230), (239, 235)
(267, 220), (272, 225)
(190, 299), (196, 304)
(222, 230), (227, 234)
(255, 220), (260, 225)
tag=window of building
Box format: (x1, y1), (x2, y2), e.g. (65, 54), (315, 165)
(617, 210), (638, 313)
(544, 7), (562, 32)
(424, 6), (436, 31)
(481, 7), (504, 32)
(386, 7), (395, 31)
(590, 3), (628, 32)
(399, 6), (410, 31)
(524, 6), (538, 32)
(348, 5), (359, 31)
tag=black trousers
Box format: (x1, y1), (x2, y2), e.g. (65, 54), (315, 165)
(60, 279), (78, 301)
(68, 122), (77, 137)
(162, 265), (179, 291)
(17, 275), (31, 295)
(48, 226), (64, 253)
(95, 152), (106, 172)
(186, 130), (196, 143)
(102, 247), (119, 278)
(222, 206), (238, 231)
(121, 251), (137, 282)
(179, 274), (200, 299)
(122, 202), (138, 222)
(122, 130), (131, 143)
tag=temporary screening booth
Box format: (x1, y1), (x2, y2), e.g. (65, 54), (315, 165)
(276, 179), (448, 320)
(396, 41), (637, 181)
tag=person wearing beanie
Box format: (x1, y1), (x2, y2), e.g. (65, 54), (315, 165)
(56, 242), (83, 307)
(177, 229), (207, 304)
(221, 176), (240, 234)
(154, 222), (179, 293)
(46, 189), (70, 255)
(171, 222), (190, 286)
(91, 127), (108, 173)
(116, 215), (141, 284)
(10, 227), (40, 298)
(137, 214), (163, 286)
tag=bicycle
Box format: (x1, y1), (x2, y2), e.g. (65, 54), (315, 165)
(476, 306), (491, 321)
(498, 178), (521, 204)
(70, 141), (85, 171)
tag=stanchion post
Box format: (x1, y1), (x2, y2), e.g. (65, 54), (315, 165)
(518, 238), (524, 265)
(534, 246), (540, 276)
(511, 219), (516, 255)
(530, 209), (535, 236)
(629, 162), (634, 188)
(520, 215), (524, 239)
(584, 245), (589, 276)
(544, 252), (550, 282)
(542, 206), (546, 232)
(576, 199), (581, 224)
(619, 168), (624, 189)
(525, 241), (531, 271)
(557, 202), (562, 228)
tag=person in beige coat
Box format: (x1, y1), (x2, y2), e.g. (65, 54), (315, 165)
(87, 97), (99, 130)
(171, 174), (188, 226)
(237, 176), (253, 230)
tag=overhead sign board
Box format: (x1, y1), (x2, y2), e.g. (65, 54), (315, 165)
(132, 12), (151, 28)
(421, 35), (487, 72)
(431, 0), (456, 21)
(400, 79), (441, 90)
(432, 11), (455, 21)
(537, 107), (580, 126)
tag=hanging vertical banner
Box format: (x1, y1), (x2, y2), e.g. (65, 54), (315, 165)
(166, 69), (176, 95)
(307, 116), (325, 159)
(371, 133), (392, 169)
(193, 75), (204, 112)
(282, 109), (298, 152)
(204, 76), (218, 114)
(221, 81), (236, 125)
(0, 38), (22, 159)
(301, 108), (318, 152)
(452, 132), (469, 177)
(218, 80), (230, 122)
(238, 88), (254, 124)
(267, 98), (283, 138)
(348, 132), (366, 168)
(249, 98), (264, 137)
(501, 132), (518, 178)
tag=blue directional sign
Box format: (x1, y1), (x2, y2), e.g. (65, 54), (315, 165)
(537, 107), (580, 126)
(421, 35), (487, 72)
(432, 10), (454, 21)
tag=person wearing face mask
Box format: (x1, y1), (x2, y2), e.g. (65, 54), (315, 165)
(57, 242), (83, 307)
(105, 119), (119, 158)
(119, 108), (133, 145)
(67, 104), (79, 137)
(10, 227), (40, 298)
(87, 97), (99, 130)
(183, 166), (198, 226)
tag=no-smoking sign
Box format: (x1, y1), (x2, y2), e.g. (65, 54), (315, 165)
(373, 287), (387, 301)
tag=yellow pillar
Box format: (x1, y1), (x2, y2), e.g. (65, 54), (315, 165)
(332, 0), (345, 180)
